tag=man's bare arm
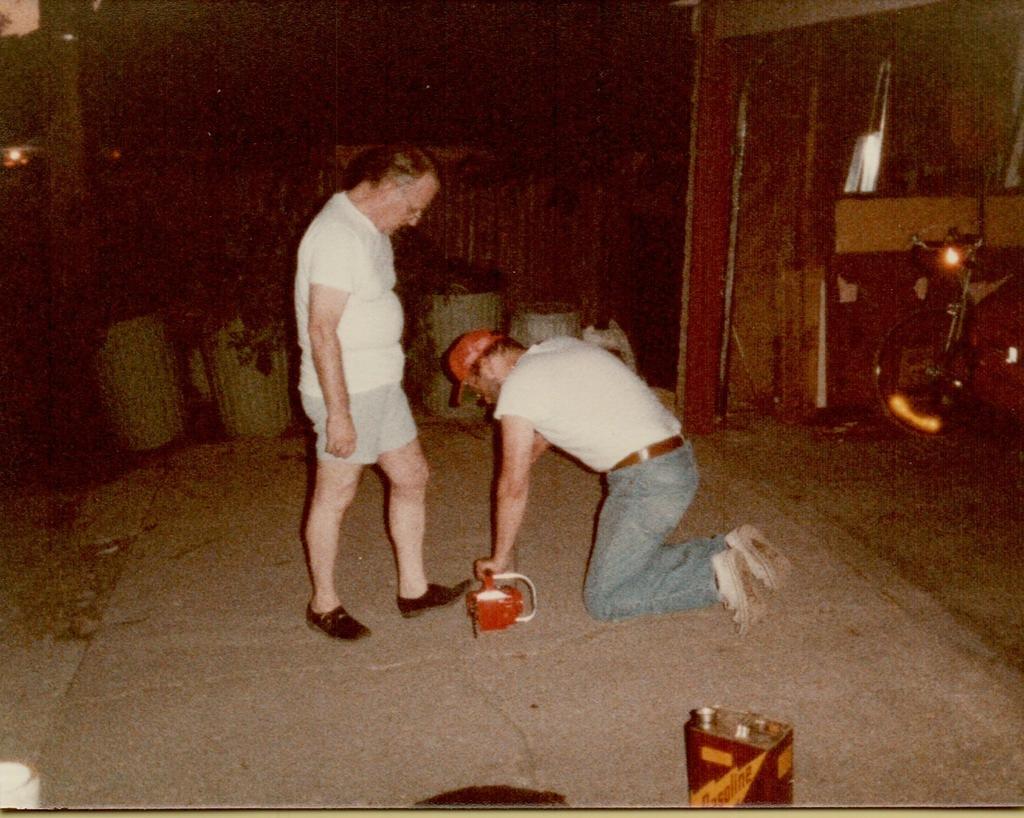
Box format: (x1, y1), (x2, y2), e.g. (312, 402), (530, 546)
(309, 284), (356, 457)
(475, 414), (536, 578)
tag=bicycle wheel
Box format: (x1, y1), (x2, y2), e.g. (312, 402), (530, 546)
(873, 308), (971, 435)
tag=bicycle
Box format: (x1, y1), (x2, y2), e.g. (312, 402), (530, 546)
(873, 228), (984, 435)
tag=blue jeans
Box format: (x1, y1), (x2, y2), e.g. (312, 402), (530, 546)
(583, 441), (726, 621)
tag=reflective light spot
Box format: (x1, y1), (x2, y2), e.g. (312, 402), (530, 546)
(887, 393), (942, 434)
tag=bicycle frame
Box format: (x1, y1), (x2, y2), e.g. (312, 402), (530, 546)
(874, 230), (984, 434)
(916, 231), (982, 357)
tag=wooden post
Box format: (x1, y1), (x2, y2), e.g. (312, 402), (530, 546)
(679, 1), (752, 434)
(42, 0), (92, 308)
(41, 0), (97, 444)
(778, 32), (825, 417)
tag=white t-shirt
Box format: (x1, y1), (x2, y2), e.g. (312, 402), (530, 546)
(295, 193), (405, 397)
(493, 337), (682, 472)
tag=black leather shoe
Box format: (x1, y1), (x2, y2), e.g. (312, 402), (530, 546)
(306, 604), (370, 640)
(397, 580), (472, 618)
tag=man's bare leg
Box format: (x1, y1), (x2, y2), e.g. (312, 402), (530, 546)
(378, 438), (429, 598)
(305, 458), (362, 613)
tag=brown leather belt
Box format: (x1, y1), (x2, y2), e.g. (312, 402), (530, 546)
(611, 435), (684, 471)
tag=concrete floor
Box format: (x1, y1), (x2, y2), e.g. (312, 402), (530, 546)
(2, 412), (1022, 807)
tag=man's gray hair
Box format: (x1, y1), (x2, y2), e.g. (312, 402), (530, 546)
(342, 145), (437, 190)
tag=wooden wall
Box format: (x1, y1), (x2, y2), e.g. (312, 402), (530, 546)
(710, 2), (1024, 419)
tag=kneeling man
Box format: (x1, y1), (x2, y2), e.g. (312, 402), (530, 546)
(446, 330), (790, 633)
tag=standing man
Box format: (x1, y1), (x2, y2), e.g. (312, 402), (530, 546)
(446, 330), (790, 634)
(295, 146), (468, 641)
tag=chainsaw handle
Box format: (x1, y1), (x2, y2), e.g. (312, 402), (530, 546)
(491, 572), (537, 622)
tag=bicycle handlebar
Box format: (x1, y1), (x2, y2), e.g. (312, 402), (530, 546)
(909, 230), (983, 252)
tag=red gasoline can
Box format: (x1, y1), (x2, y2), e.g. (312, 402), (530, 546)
(684, 705), (794, 806)
(465, 572), (537, 634)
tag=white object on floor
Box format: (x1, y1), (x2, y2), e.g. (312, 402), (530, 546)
(0, 762), (40, 808)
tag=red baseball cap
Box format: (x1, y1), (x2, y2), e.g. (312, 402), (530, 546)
(445, 328), (505, 406)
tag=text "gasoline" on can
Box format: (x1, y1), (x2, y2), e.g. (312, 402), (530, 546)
(684, 705), (793, 806)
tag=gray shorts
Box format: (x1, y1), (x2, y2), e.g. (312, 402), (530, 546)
(300, 383), (417, 464)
